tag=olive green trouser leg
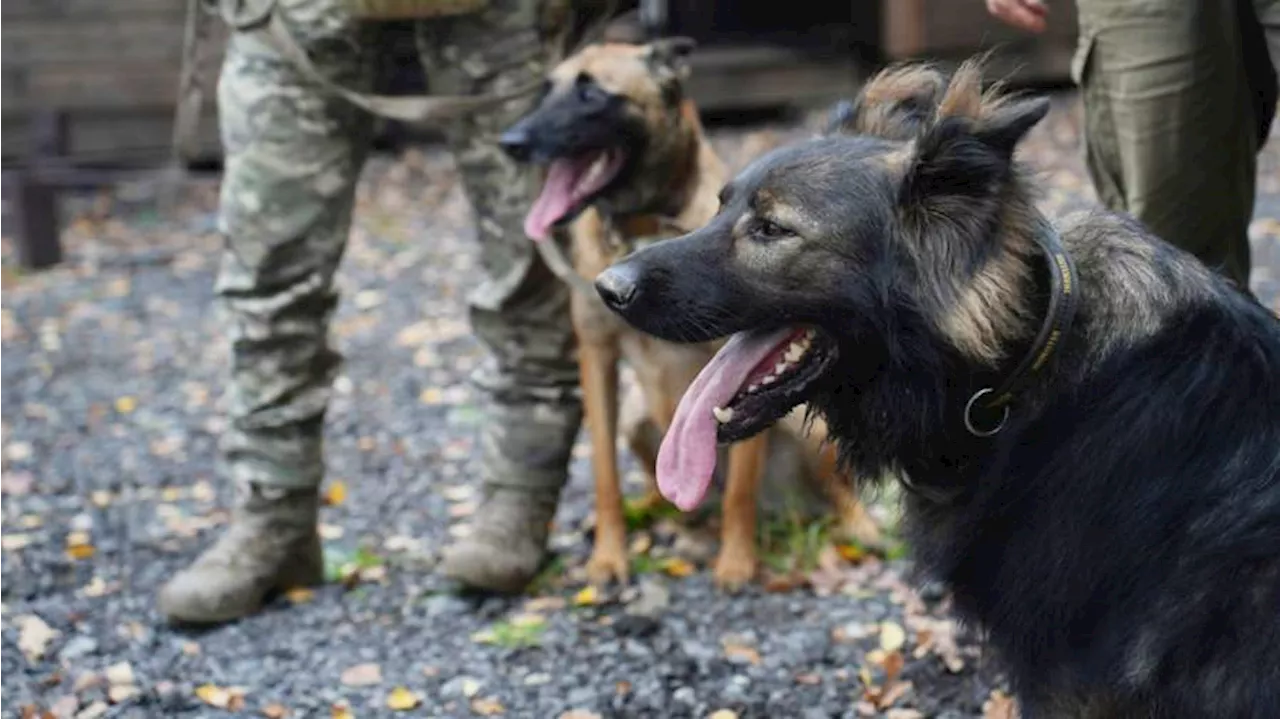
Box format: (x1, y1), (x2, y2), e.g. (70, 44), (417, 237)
(159, 0), (375, 623)
(1074, 0), (1259, 290)
(417, 1), (584, 593)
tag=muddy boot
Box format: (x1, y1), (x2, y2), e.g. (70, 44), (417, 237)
(438, 398), (578, 593)
(158, 482), (323, 624)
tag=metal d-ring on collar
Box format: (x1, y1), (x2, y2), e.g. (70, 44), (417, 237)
(963, 220), (1079, 438)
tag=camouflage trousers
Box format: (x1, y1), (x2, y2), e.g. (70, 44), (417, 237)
(214, 0), (582, 492)
(1073, 0), (1280, 290)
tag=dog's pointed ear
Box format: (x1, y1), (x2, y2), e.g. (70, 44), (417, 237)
(824, 64), (948, 141)
(975, 96), (1051, 158)
(644, 36), (697, 82)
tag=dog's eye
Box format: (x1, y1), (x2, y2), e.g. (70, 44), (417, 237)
(754, 218), (791, 241)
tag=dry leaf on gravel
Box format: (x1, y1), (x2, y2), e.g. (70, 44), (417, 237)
(262, 703), (290, 719)
(16, 614), (59, 662)
(340, 663), (382, 687)
(284, 588), (315, 604)
(879, 621), (907, 653)
(104, 662), (135, 687)
(323, 481), (347, 506)
(708, 711), (740, 719)
(385, 687), (421, 711)
(886, 710), (924, 719)
(558, 712), (602, 719)
(572, 586), (601, 606)
(114, 396), (137, 414)
(659, 557), (695, 578)
(330, 702), (354, 719)
(470, 697), (505, 715)
(983, 690), (1020, 719)
(195, 684), (247, 711)
(721, 640), (761, 666)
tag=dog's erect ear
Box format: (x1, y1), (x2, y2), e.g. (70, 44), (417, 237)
(644, 36), (697, 82)
(825, 64), (948, 141)
(974, 97), (1051, 158)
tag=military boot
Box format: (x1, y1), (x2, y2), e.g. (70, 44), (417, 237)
(438, 397), (579, 593)
(158, 482), (323, 624)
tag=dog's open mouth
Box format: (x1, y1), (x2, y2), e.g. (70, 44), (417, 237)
(656, 325), (837, 511)
(523, 149), (628, 240)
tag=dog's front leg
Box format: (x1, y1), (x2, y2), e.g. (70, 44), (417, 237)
(579, 337), (630, 587)
(715, 434), (769, 591)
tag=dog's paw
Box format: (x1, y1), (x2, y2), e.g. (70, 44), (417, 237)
(586, 546), (631, 588)
(835, 505), (886, 552)
(713, 547), (757, 593)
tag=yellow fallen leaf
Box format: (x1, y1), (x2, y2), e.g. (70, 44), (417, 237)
(722, 642), (761, 666)
(66, 544), (96, 561)
(115, 396), (137, 414)
(195, 684), (246, 710)
(331, 702), (355, 719)
(262, 703), (290, 719)
(385, 687), (421, 711)
(471, 697), (505, 715)
(879, 621), (907, 653)
(324, 481), (347, 506)
(16, 614), (59, 662)
(836, 543), (866, 563)
(572, 585), (600, 606)
(67, 531), (91, 547)
(91, 491), (114, 508)
(284, 588), (315, 604)
(419, 388), (445, 405)
(709, 711), (740, 719)
(659, 557), (695, 578)
(81, 577), (116, 598)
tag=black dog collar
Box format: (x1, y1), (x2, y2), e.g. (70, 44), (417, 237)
(964, 220), (1080, 438)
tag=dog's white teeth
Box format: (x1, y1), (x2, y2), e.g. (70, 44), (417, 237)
(747, 383), (761, 393)
(774, 361), (789, 374)
(785, 341), (806, 363)
(712, 406), (734, 424)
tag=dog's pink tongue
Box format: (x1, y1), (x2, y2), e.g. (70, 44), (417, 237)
(523, 158), (585, 241)
(657, 327), (794, 511)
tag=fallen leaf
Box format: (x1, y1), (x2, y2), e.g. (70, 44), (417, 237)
(460, 678), (482, 698)
(614, 681), (631, 695)
(49, 695), (78, 719)
(3, 534), (33, 551)
(340, 663), (383, 687)
(659, 557), (695, 578)
(983, 690), (1019, 719)
(20, 515), (43, 529)
(79, 577), (117, 598)
(886, 710), (925, 719)
(114, 396), (137, 414)
(708, 711), (740, 719)
(284, 588), (315, 604)
(722, 641), (761, 666)
(875, 680), (913, 710)
(75, 701), (109, 719)
(558, 712), (603, 719)
(794, 672), (821, 685)
(572, 585), (601, 606)
(16, 614), (59, 662)
(108, 685), (140, 704)
(385, 687), (421, 711)
(471, 697), (505, 715)
(836, 543), (867, 563)
(420, 388), (445, 405)
(522, 596), (566, 613)
(318, 524), (345, 540)
(323, 481), (347, 506)
(879, 621), (907, 653)
(628, 532), (652, 555)
(182, 641), (201, 656)
(104, 662), (135, 687)
(195, 684), (246, 711)
(882, 650), (905, 684)
(262, 703), (290, 719)
(331, 702), (354, 719)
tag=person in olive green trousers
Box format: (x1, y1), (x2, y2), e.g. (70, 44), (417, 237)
(988, 0), (1279, 292)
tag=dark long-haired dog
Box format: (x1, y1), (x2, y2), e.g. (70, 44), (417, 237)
(594, 60), (1280, 717)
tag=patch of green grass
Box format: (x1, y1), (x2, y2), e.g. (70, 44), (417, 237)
(322, 545), (386, 582)
(622, 496), (682, 531)
(472, 615), (546, 649)
(525, 554), (567, 596)
(758, 509), (835, 574)
(629, 551), (661, 576)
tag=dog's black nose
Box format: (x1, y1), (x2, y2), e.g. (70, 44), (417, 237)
(595, 265), (639, 310)
(498, 127), (533, 162)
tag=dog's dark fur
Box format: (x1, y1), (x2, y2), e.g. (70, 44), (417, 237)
(595, 60), (1280, 717)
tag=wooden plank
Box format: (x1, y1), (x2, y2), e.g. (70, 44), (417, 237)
(2, 19), (192, 66)
(1, 0), (184, 20)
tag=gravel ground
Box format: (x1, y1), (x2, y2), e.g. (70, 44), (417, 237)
(3, 92), (1279, 719)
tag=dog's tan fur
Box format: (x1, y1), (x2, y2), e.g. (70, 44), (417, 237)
(555, 43), (882, 590)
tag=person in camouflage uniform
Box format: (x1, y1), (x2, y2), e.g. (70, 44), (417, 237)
(159, 0), (588, 624)
(986, 0), (1279, 291)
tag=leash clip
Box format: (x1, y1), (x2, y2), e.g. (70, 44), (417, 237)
(964, 388), (1010, 438)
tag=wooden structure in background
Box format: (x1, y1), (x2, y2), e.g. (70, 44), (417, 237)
(0, 0), (1076, 270)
